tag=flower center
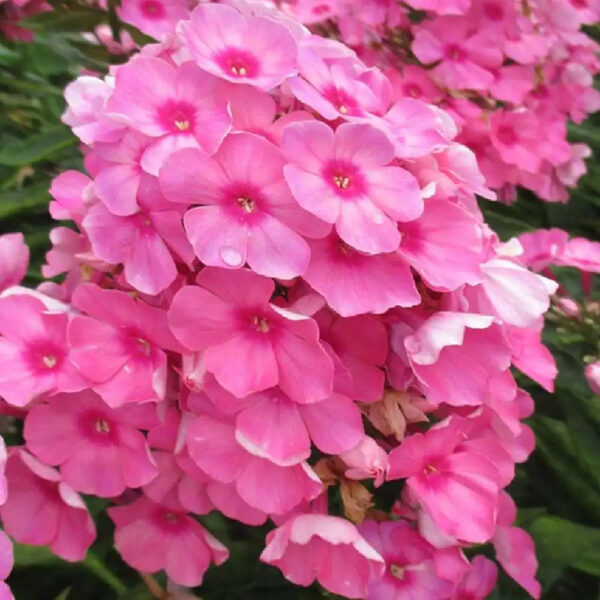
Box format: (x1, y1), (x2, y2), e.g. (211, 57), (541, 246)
(215, 48), (260, 80)
(253, 315), (270, 333)
(333, 174), (351, 189)
(238, 196), (255, 213)
(424, 464), (438, 475)
(136, 337), (151, 356)
(445, 44), (465, 61)
(165, 512), (178, 523)
(405, 83), (421, 98)
(141, 0), (165, 17)
(496, 124), (518, 145)
(95, 418), (111, 434)
(390, 564), (405, 580)
(42, 354), (58, 368)
(174, 119), (190, 131)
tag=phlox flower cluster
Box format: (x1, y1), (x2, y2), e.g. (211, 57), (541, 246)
(0, 2), (561, 598)
(278, 0), (600, 203)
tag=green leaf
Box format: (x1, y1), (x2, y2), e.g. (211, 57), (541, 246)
(20, 8), (105, 33)
(55, 588), (72, 600)
(0, 182), (50, 219)
(0, 126), (76, 166)
(528, 516), (600, 587)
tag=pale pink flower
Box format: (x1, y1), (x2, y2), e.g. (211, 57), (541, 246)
(0, 233), (28, 292)
(340, 437), (389, 487)
(168, 268), (334, 402)
(0, 449), (96, 561)
(282, 120), (423, 254)
(109, 495), (229, 586)
(179, 2), (299, 90)
(0, 294), (87, 407)
(24, 391), (158, 497)
(105, 57), (231, 175)
(260, 514), (385, 598)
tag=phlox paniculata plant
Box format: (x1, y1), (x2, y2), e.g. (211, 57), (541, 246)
(0, 1), (576, 598)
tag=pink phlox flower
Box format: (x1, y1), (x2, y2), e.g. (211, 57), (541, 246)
(282, 120), (423, 254)
(260, 513), (385, 598)
(109, 494), (229, 586)
(0, 294), (88, 407)
(168, 267), (335, 402)
(0, 233), (29, 292)
(68, 283), (183, 406)
(0, 448), (96, 561)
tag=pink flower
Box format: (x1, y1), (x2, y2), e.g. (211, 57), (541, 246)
(0, 531), (13, 600)
(559, 236), (600, 272)
(451, 555), (497, 600)
(360, 519), (454, 600)
(233, 388), (364, 465)
(0, 294), (87, 407)
(388, 421), (502, 542)
(320, 314), (388, 402)
(282, 121), (423, 254)
(288, 53), (385, 120)
(0, 233), (28, 292)
(585, 361), (600, 395)
(62, 75), (124, 145)
(260, 514), (385, 598)
(109, 495), (229, 586)
(396, 199), (484, 291)
(24, 391), (158, 497)
(168, 268), (334, 402)
(159, 132), (325, 278)
(402, 312), (512, 407)
(105, 57), (231, 175)
(340, 437), (389, 487)
(68, 283), (182, 405)
(464, 258), (558, 328)
(48, 170), (93, 224)
(143, 450), (213, 515)
(0, 449), (96, 561)
(187, 412), (322, 514)
(118, 0), (190, 40)
(518, 228), (569, 271)
(179, 3), (299, 90)
(82, 192), (192, 295)
(492, 493), (541, 599)
(304, 233), (419, 317)
(412, 18), (502, 90)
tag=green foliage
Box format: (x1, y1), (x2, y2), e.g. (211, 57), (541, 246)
(0, 9), (599, 600)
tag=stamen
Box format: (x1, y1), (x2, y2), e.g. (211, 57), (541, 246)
(95, 419), (111, 434)
(237, 196), (255, 213)
(333, 175), (351, 189)
(174, 120), (190, 131)
(42, 355), (57, 368)
(253, 315), (270, 333)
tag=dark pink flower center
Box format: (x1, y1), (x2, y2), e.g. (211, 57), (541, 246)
(153, 509), (188, 532)
(123, 328), (154, 360)
(322, 160), (367, 198)
(424, 463), (438, 475)
(404, 83), (422, 98)
(140, 0), (165, 19)
(445, 44), (466, 62)
(496, 124), (518, 145)
(390, 564), (405, 580)
(312, 3), (332, 14)
(483, 1), (504, 20)
(158, 100), (196, 134)
(215, 48), (260, 79)
(81, 410), (116, 443)
(253, 315), (271, 333)
(322, 85), (360, 116)
(25, 341), (64, 374)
